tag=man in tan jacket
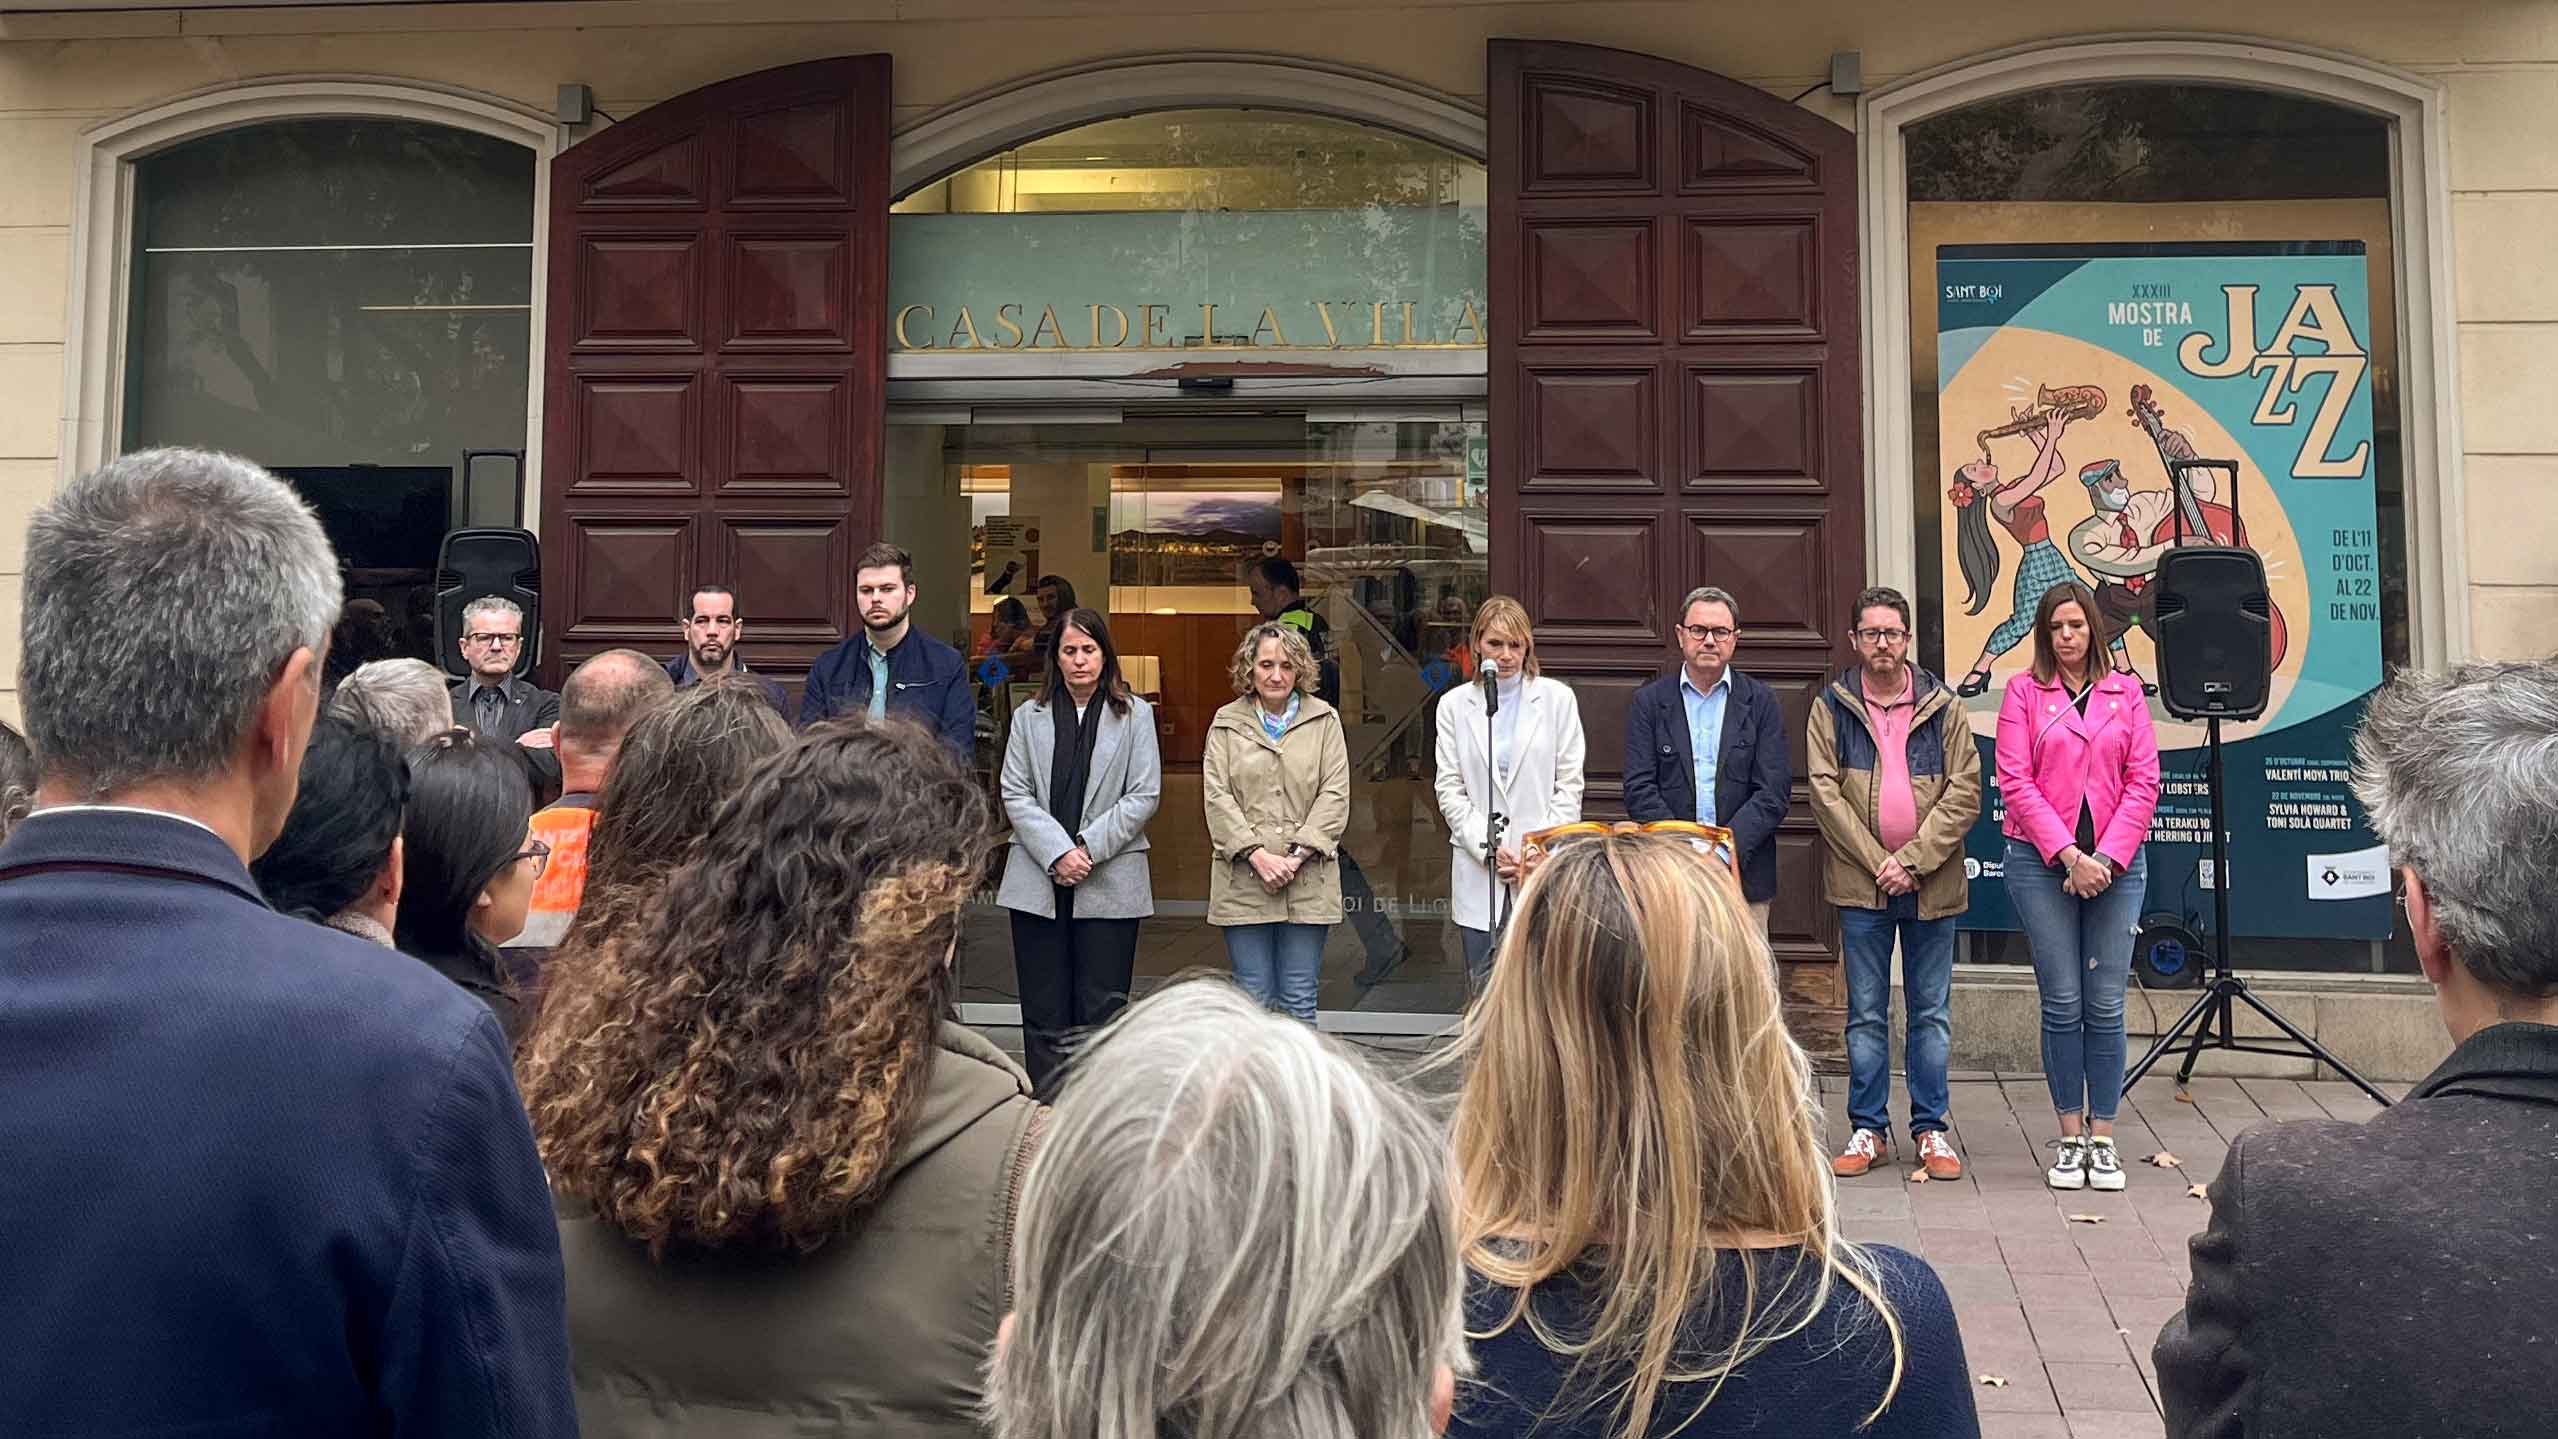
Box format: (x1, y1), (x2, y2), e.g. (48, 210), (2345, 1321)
(1809, 586), (1983, 1181)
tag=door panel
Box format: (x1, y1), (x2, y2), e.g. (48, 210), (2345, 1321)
(542, 56), (888, 680)
(1491, 39), (1862, 1047)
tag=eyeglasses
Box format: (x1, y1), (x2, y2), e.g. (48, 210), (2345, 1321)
(514, 838), (551, 879)
(1519, 820), (1738, 876)
(1853, 627), (1910, 645)
(1677, 624), (1737, 644)
(463, 633), (522, 649)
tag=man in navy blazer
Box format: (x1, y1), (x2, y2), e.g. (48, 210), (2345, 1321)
(0, 449), (575, 1435)
(1623, 585), (1793, 927)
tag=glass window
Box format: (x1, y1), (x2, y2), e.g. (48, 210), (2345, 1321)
(890, 110), (1487, 357)
(891, 411), (1489, 1016)
(124, 118), (537, 675)
(1906, 84), (2408, 973)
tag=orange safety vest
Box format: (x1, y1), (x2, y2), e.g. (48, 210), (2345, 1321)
(512, 800), (597, 949)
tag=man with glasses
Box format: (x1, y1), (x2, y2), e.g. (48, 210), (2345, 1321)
(665, 585), (787, 713)
(447, 595), (562, 796)
(1809, 586), (1983, 1181)
(1624, 585), (1792, 932)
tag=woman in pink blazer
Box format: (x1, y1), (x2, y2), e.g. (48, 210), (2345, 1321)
(1995, 581), (2162, 1195)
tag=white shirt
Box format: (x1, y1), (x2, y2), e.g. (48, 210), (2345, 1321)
(1491, 670), (1527, 784)
(24, 802), (226, 842)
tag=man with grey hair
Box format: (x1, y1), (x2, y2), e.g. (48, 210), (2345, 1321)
(327, 656), (455, 745)
(449, 594), (562, 796)
(1622, 583), (1793, 928)
(987, 979), (1467, 1439)
(0, 448), (574, 1433)
(2155, 660), (2558, 1439)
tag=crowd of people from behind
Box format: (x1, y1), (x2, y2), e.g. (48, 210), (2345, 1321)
(2, 445), (2553, 1439)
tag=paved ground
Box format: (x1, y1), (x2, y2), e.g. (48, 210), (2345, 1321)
(1822, 1071), (2401, 1438)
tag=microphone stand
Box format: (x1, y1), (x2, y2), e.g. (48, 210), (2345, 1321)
(1482, 668), (1512, 954)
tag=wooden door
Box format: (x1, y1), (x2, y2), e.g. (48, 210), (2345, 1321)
(1489, 40), (1863, 1045)
(540, 56), (889, 707)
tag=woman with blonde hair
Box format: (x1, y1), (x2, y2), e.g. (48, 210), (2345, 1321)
(1434, 595), (1585, 988)
(1202, 620), (1351, 1023)
(518, 719), (1040, 1437)
(1445, 833), (1978, 1438)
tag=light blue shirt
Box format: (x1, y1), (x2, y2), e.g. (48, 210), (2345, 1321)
(866, 641), (890, 723)
(1679, 669), (1732, 825)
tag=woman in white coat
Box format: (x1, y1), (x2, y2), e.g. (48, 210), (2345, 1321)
(1435, 595), (1586, 986)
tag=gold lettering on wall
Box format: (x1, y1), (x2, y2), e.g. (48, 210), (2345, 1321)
(888, 297), (1489, 352)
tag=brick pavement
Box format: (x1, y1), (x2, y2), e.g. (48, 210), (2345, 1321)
(1824, 1071), (2400, 1438)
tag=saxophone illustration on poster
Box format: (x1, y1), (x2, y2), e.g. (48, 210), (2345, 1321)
(1935, 242), (2390, 940)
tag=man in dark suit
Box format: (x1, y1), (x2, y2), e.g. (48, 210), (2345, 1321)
(449, 592), (564, 796)
(0, 448), (574, 1434)
(2155, 660), (2558, 1438)
(801, 540), (976, 757)
(1623, 584), (1792, 929)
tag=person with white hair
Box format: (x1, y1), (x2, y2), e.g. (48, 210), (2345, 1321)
(2156, 659), (2558, 1439)
(327, 656), (456, 745)
(987, 978), (1467, 1439)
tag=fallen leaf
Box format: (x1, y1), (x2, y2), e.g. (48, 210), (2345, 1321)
(1906, 1166), (1930, 1184)
(2174, 1090), (2198, 1104)
(2187, 1183), (2210, 1199)
(1977, 1374), (2011, 1388)
(2066, 1213), (2107, 1224)
(2146, 1151), (2182, 1168)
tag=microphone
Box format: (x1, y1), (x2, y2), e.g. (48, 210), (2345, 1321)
(1481, 663), (1500, 716)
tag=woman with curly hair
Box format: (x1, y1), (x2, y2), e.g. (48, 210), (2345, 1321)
(518, 718), (1039, 1438)
(1202, 620), (1352, 1024)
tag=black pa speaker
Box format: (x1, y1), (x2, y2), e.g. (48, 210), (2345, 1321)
(2151, 545), (2271, 721)
(435, 527), (542, 679)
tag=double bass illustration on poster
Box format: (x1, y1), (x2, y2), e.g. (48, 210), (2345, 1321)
(1935, 242), (2390, 940)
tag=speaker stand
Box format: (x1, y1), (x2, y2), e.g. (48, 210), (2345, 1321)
(2122, 717), (2393, 1108)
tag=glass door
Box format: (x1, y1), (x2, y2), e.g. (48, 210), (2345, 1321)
(885, 406), (1489, 1025)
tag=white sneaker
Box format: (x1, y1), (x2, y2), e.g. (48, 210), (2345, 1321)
(2047, 1136), (2089, 1190)
(2085, 1137), (2127, 1191)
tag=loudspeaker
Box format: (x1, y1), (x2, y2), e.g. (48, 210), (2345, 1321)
(2151, 545), (2271, 721)
(435, 528), (542, 679)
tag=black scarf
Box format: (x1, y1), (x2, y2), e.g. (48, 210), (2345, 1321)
(1048, 694), (1106, 839)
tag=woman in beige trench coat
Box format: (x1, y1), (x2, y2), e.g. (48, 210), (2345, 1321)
(1201, 621), (1350, 1023)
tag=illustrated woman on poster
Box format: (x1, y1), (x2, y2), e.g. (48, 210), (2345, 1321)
(1948, 396), (2135, 697)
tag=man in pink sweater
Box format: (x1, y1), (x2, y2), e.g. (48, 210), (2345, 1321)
(1808, 586), (1984, 1181)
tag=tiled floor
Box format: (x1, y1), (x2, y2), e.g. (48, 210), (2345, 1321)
(1822, 1071), (2401, 1438)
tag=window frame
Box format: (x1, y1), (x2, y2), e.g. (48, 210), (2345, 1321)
(1856, 34), (2468, 667)
(65, 78), (559, 520)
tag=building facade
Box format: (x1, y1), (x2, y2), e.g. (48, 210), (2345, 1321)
(1, 0), (2548, 1041)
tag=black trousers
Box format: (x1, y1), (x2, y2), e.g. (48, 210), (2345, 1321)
(1009, 888), (1141, 1099)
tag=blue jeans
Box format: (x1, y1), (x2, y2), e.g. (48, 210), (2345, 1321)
(1838, 892), (1957, 1140)
(1225, 922), (1328, 1024)
(2005, 839), (2149, 1122)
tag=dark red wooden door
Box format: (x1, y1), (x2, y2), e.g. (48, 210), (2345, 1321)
(540, 56), (889, 703)
(1489, 40), (1863, 1040)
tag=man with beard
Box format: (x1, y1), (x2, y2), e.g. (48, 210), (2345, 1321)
(664, 585), (788, 714)
(801, 541), (976, 757)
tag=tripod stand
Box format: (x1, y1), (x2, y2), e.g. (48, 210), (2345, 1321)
(2120, 712), (2392, 1106)
(2119, 454), (2391, 1107)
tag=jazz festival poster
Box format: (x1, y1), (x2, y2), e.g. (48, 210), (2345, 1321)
(1936, 242), (2389, 940)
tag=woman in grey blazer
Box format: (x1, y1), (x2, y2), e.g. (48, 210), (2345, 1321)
(997, 606), (1162, 1097)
